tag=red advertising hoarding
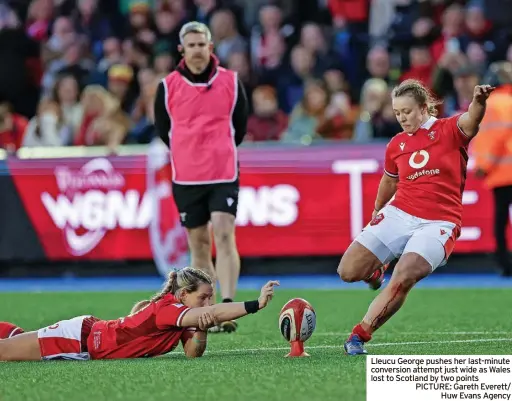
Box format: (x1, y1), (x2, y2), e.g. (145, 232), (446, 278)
(6, 143), (510, 261)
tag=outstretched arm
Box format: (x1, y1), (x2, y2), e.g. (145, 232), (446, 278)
(180, 281), (279, 328)
(458, 85), (495, 139)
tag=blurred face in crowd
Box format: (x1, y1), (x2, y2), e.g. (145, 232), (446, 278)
(154, 53), (174, 74)
(103, 37), (122, 60)
(362, 81), (387, 114)
(442, 4), (464, 36)
(228, 52), (250, 81)
(57, 76), (79, 105)
(454, 73), (479, 99)
(324, 69), (346, 93)
(465, 7), (486, 34)
(30, 0), (53, 21)
(179, 32), (213, 73)
(367, 47), (390, 79)
(409, 47), (432, 67)
(78, 0), (97, 17)
(108, 79), (129, 101)
(210, 10), (235, 41)
(155, 10), (178, 34)
(466, 42), (487, 65)
(263, 32), (285, 67)
(253, 88), (278, 117)
(304, 82), (328, 114)
(392, 95), (427, 134)
(53, 16), (74, 40)
(259, 5), (282, 32)
(291, 46), (314, 77)
(64, 43), (82, 64)
(138, 68), (156, 88)
(129, 8), (150, 30)
(301, 24), (326, 54)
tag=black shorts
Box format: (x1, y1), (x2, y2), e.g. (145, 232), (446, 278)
(172, 180), (239, 229)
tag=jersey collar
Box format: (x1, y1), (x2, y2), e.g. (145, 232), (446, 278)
(407, 116), (438, 136)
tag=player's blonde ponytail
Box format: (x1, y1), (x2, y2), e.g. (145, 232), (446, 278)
(392, 79), (442, 116)
(150, 267), (213, 303)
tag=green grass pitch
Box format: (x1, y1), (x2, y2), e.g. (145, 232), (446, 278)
(1, 288), (511, 401)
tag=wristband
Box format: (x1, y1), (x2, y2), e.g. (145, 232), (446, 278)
(244, 300), (259, 314)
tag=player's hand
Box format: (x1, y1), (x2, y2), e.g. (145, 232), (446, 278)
(258, 280), (280, 309)
(197, 312), (218, 331)
(473, 85), (495, 104)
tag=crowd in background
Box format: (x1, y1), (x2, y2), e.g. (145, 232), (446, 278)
(0, 0), (511, 151)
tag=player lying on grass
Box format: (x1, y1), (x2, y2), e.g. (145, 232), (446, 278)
(337, 79), (495, 355)
(0, 267), (279, 361)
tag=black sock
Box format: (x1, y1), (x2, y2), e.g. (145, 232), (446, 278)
(222, 298), (233, 303)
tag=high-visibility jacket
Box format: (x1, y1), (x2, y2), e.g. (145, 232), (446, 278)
(471, 84), (512, 188)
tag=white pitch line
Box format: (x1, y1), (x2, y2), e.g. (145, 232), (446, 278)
(195, 337), (512, 356)
(314, 331), (512, 337)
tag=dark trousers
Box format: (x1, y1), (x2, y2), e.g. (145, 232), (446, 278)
(493, 185), (512, 273)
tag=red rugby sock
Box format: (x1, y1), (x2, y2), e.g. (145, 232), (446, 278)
(0, 322), (25, 339)
(349, 323), (372, 342)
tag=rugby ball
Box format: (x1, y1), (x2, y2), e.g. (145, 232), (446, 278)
(279, 298), (316, 342)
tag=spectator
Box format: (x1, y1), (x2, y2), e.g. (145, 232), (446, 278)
(0, 102), (28, 152)
(430, 4), (465, 62)
(24, 74), (83, 146)
(366, 45), (391, 82)
(72, 0), (112, 56)
(444, 65), (480, 116)
(124, 2), (153, 40)
(74, 85), (130, 151)
(129, 68), (158, 144)
(246, 85), (288, 142)
(0, 4), (41, 118)
(281, 79), (348, 144)
(209, 8), (247, 65)
(42, 39), (94, 97)
(106, 64), (136, 113)
(399, 45), (434, 89)
(328, 0), (369, 33)
(250, 4), (294, 71)
(194, 0), (220, 26)
(92, 36), (123, 81)
(153, 4), (181, 60)
(227, 51), (254, 112)
(300, 22), (341, 77)
(152, 41), (175, 75)
(275, 44), (316, 113)
(352, 78), (394, 142)
(26, 0), (54, 42)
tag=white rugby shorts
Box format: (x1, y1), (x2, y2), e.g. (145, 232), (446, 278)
(37, 315), (92, 361)
(355, 205), (457, 271)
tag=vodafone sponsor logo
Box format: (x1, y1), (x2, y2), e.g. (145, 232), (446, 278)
(407, 150), (441, 181)
(41, 158), (153, 256)
(407, 168), (440, 181)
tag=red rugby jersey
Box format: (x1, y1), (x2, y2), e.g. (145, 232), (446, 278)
(87, 294), (191, 359)
(384, 114), (471, 227)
